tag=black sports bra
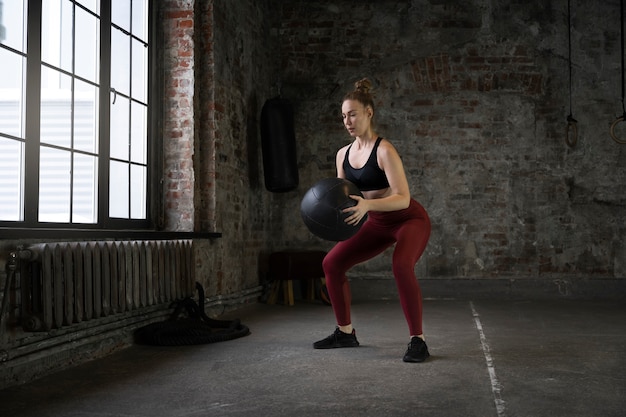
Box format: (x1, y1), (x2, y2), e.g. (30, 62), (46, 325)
(343, 137), (390, 191)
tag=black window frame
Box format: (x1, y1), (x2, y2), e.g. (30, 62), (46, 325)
(0, 0), (159, 233)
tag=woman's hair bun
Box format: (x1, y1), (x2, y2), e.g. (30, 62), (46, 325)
(354, 78), (372, 94)
(343, 77), (375, 111)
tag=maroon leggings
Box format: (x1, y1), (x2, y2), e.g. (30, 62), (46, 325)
(322, 199), (431, 335)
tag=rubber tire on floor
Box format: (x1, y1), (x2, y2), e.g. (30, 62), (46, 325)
(134, 282), (251, 346)
(135, 318), (250, 346)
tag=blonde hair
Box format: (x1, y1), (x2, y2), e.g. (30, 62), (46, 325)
(343, 78), (375, 113)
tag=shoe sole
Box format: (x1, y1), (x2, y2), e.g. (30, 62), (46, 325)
(402, 352), (430, 363)
(313, 342), (360, 349)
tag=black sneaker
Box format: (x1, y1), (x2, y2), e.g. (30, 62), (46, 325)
(403, 336), (430, 362)
(313, 327), (360, 349)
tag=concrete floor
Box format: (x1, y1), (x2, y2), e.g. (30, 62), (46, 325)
(0, 297), (624, 417)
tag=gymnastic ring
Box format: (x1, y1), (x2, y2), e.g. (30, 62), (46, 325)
(565, 118), (578, 148)
(609, 116), (626, 144)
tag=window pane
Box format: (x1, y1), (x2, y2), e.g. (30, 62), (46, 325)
(0, 49), (25, 138)
(131, 37), (147, 102)
(110, 94), (129, 160)
(75, 79), (99, 153)
(0, 0), (27, 52)
(132, 0), (148, 41)
(73, 152), (97, 223)
(42, 0), (73, 73)
(111, 28), (130, 96)
(112, 0), (130, 32)
(75, 6), (100, 83)
(41, 66), (72, 148)
(109, 160), (129, 218)
(130, 101), (146, 163)
(0, 138), (23, 221)
(130, 164), (146, 219)
(39, 146), (71, 223)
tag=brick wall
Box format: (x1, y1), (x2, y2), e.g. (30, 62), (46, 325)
(195, 0), (275, 296)
(162, 0), (279, 298)
(161, 0), (196, 232)
(163, 0), (626, 295)
(273, 0), (626, 284)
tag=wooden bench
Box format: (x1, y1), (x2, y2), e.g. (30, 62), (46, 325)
(267, 250), (327, 306)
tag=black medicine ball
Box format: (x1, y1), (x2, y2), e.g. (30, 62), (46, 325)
(300, 178), (368, 241)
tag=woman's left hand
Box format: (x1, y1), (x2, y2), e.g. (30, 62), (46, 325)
(343, 195), (368, 225)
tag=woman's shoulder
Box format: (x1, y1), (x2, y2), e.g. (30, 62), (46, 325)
(377, 137), (399, 155)
(376, 137), (403, 169)
(336, 142), (352, 157)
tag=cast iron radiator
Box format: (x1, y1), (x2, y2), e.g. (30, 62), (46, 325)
(18, 240), (194, 331)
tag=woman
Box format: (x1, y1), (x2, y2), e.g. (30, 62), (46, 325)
(313, 78), (432, 363)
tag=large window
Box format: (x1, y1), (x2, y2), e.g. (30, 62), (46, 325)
(0, 0), (152, 229)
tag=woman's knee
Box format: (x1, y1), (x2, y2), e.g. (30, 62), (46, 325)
(323, 253), (343, 277)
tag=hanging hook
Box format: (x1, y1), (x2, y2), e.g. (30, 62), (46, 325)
(566, 114), (578, 148)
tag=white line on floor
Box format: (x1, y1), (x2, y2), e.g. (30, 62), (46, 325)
(470, 301), (506, 417)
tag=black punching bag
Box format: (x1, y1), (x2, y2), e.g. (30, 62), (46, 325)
(260, 97), (299, 192)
